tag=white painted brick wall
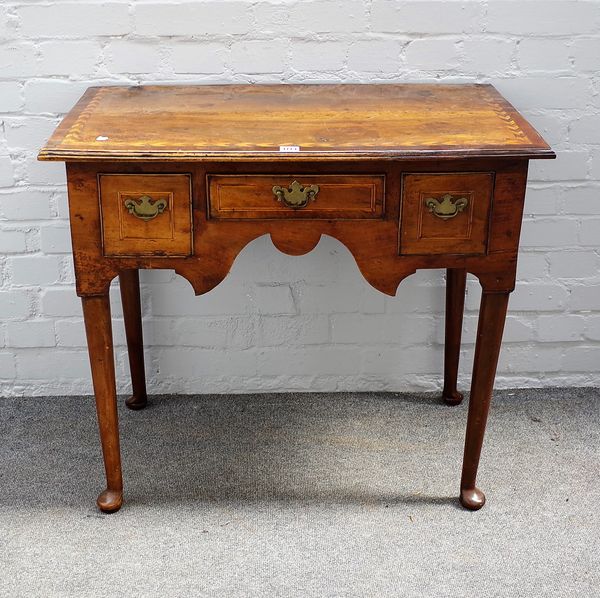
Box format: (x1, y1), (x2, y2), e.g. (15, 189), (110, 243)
(0, 0), (599, 397)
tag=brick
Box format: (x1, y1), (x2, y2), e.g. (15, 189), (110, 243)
(295, 282), (382, 314)
(501, 316), (536, 343)
(41, 288), (82, 317)
(561, 347), (600, 372)
(171, 43), (227, 75)
(61, 255), (75, 285)
(516, 253), (549, 280)
(437, 314), (534, 344)
(22, 156), (66, 186)
(0, 290), (32, 319)
(16, 350), (90, 380)
(487, 1), (600, 35)
(508, 283), (569, 312)
(360, 285), (386, 314)
(138, 269), (174, 284)
(159, 347), (257, 378)
(562, 187), (600, 215)
(0, 353), (16, 379)
(252, 2), (293, 33)
(372, 1), (481, 33)
(107, 287), (124, 318)
(55, 320), (87, 347)
(7, 320), (55, 348)
(362, 346), (442, 375)
(18, 3), (130, 37)
(571, 38), (600, 71)
(584, 316), (600, 341)
(258, 346), (361, 376)
(462, 39), (515, 74)
(519, 218), (579, 248)
(0, 5), (13, 39)
(254, 285), (296, 315)
(493, 78), (590, 111)
(386, 281), (445, 314)
(135, 2), (252, 36)
(331, 314), (433, 344)
(54, 193), (70, 219)
(151, 278), (253, 316)
(258, 315), (329, 346)
(9, 256), (62, 286)
(290, 1), (367, 33)
(0, 230), (27, 253)
(0, 82), (23, 112)
(549, 251), (600, 279)
(230, 40), (286, 74)
(0, 189), (52, 220)
(0, 157), (15, 188)
(234, 235), (350, 286)
(106, 41), (162, 75)
(528, 151), (588, 182)
(405, 39), (459, 70)
(523, 187), (561, 216)
(520, 111), (569, 148)
(145, 317), (229, 348)
(0, 43), (38, 78)
(537, 315), (586, 342)
(592, 149), (600, 180)
(580, 218), (600, 245)
(517, 38), (571, 71)
(24, 80), (90, 115)
(38, 41), (101, 76)
(570, 116), (600, 144)
(347, 40), (402, 73)
(4, 117), (59, 152)
(497, 346), (562, 373)
(570, 285), (600, 311)
(40, 224), (72, 254)
(291, 42), (347, 72)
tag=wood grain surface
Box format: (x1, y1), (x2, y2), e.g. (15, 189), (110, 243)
(208, 174), (385, 219)
(99, 173), (193, 257)
(399, 172), (494, 255)
(38, 84), (555, 162)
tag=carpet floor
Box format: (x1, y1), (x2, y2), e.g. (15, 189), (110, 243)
(0, 388), (599, 597)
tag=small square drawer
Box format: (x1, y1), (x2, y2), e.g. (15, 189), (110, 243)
(207, 174), (385, 219)
(99, 174), (193, 257)
(399, 172), (494, 256)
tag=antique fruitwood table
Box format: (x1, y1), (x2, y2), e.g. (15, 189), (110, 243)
(39, 84), (554, 513)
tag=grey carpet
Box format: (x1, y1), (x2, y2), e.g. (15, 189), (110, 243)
(0, 388), (599, 598)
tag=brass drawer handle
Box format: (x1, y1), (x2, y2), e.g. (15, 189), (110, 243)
(124, 195), (168, 221)
(424, 194), (468, 220)
(272, 180), (319, 209)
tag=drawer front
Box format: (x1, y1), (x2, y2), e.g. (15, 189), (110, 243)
(399, 172), (494, 255)
(99, 174), (193, 257)
(208, 174), (385, 219)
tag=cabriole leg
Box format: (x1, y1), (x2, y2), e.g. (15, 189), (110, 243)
(119, 270), (148, 410)
(460, 291), (510, 511)
(442, 268), (467, 405)
(82, 294), (123, 513)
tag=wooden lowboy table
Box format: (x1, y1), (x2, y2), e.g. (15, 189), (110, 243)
(39, 84), (554, 513)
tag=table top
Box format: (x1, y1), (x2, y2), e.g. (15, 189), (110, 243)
(38, 84), (554, 162)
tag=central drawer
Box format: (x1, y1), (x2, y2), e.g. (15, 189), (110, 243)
(207, 174), (385, 220)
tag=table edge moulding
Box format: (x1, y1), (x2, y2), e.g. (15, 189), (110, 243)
(38, 83), (555, 513)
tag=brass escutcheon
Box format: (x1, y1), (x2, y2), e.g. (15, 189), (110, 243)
(272, 180), (319, 209)
(424, 194), (469, 220)
(124, 195), (168, 221)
